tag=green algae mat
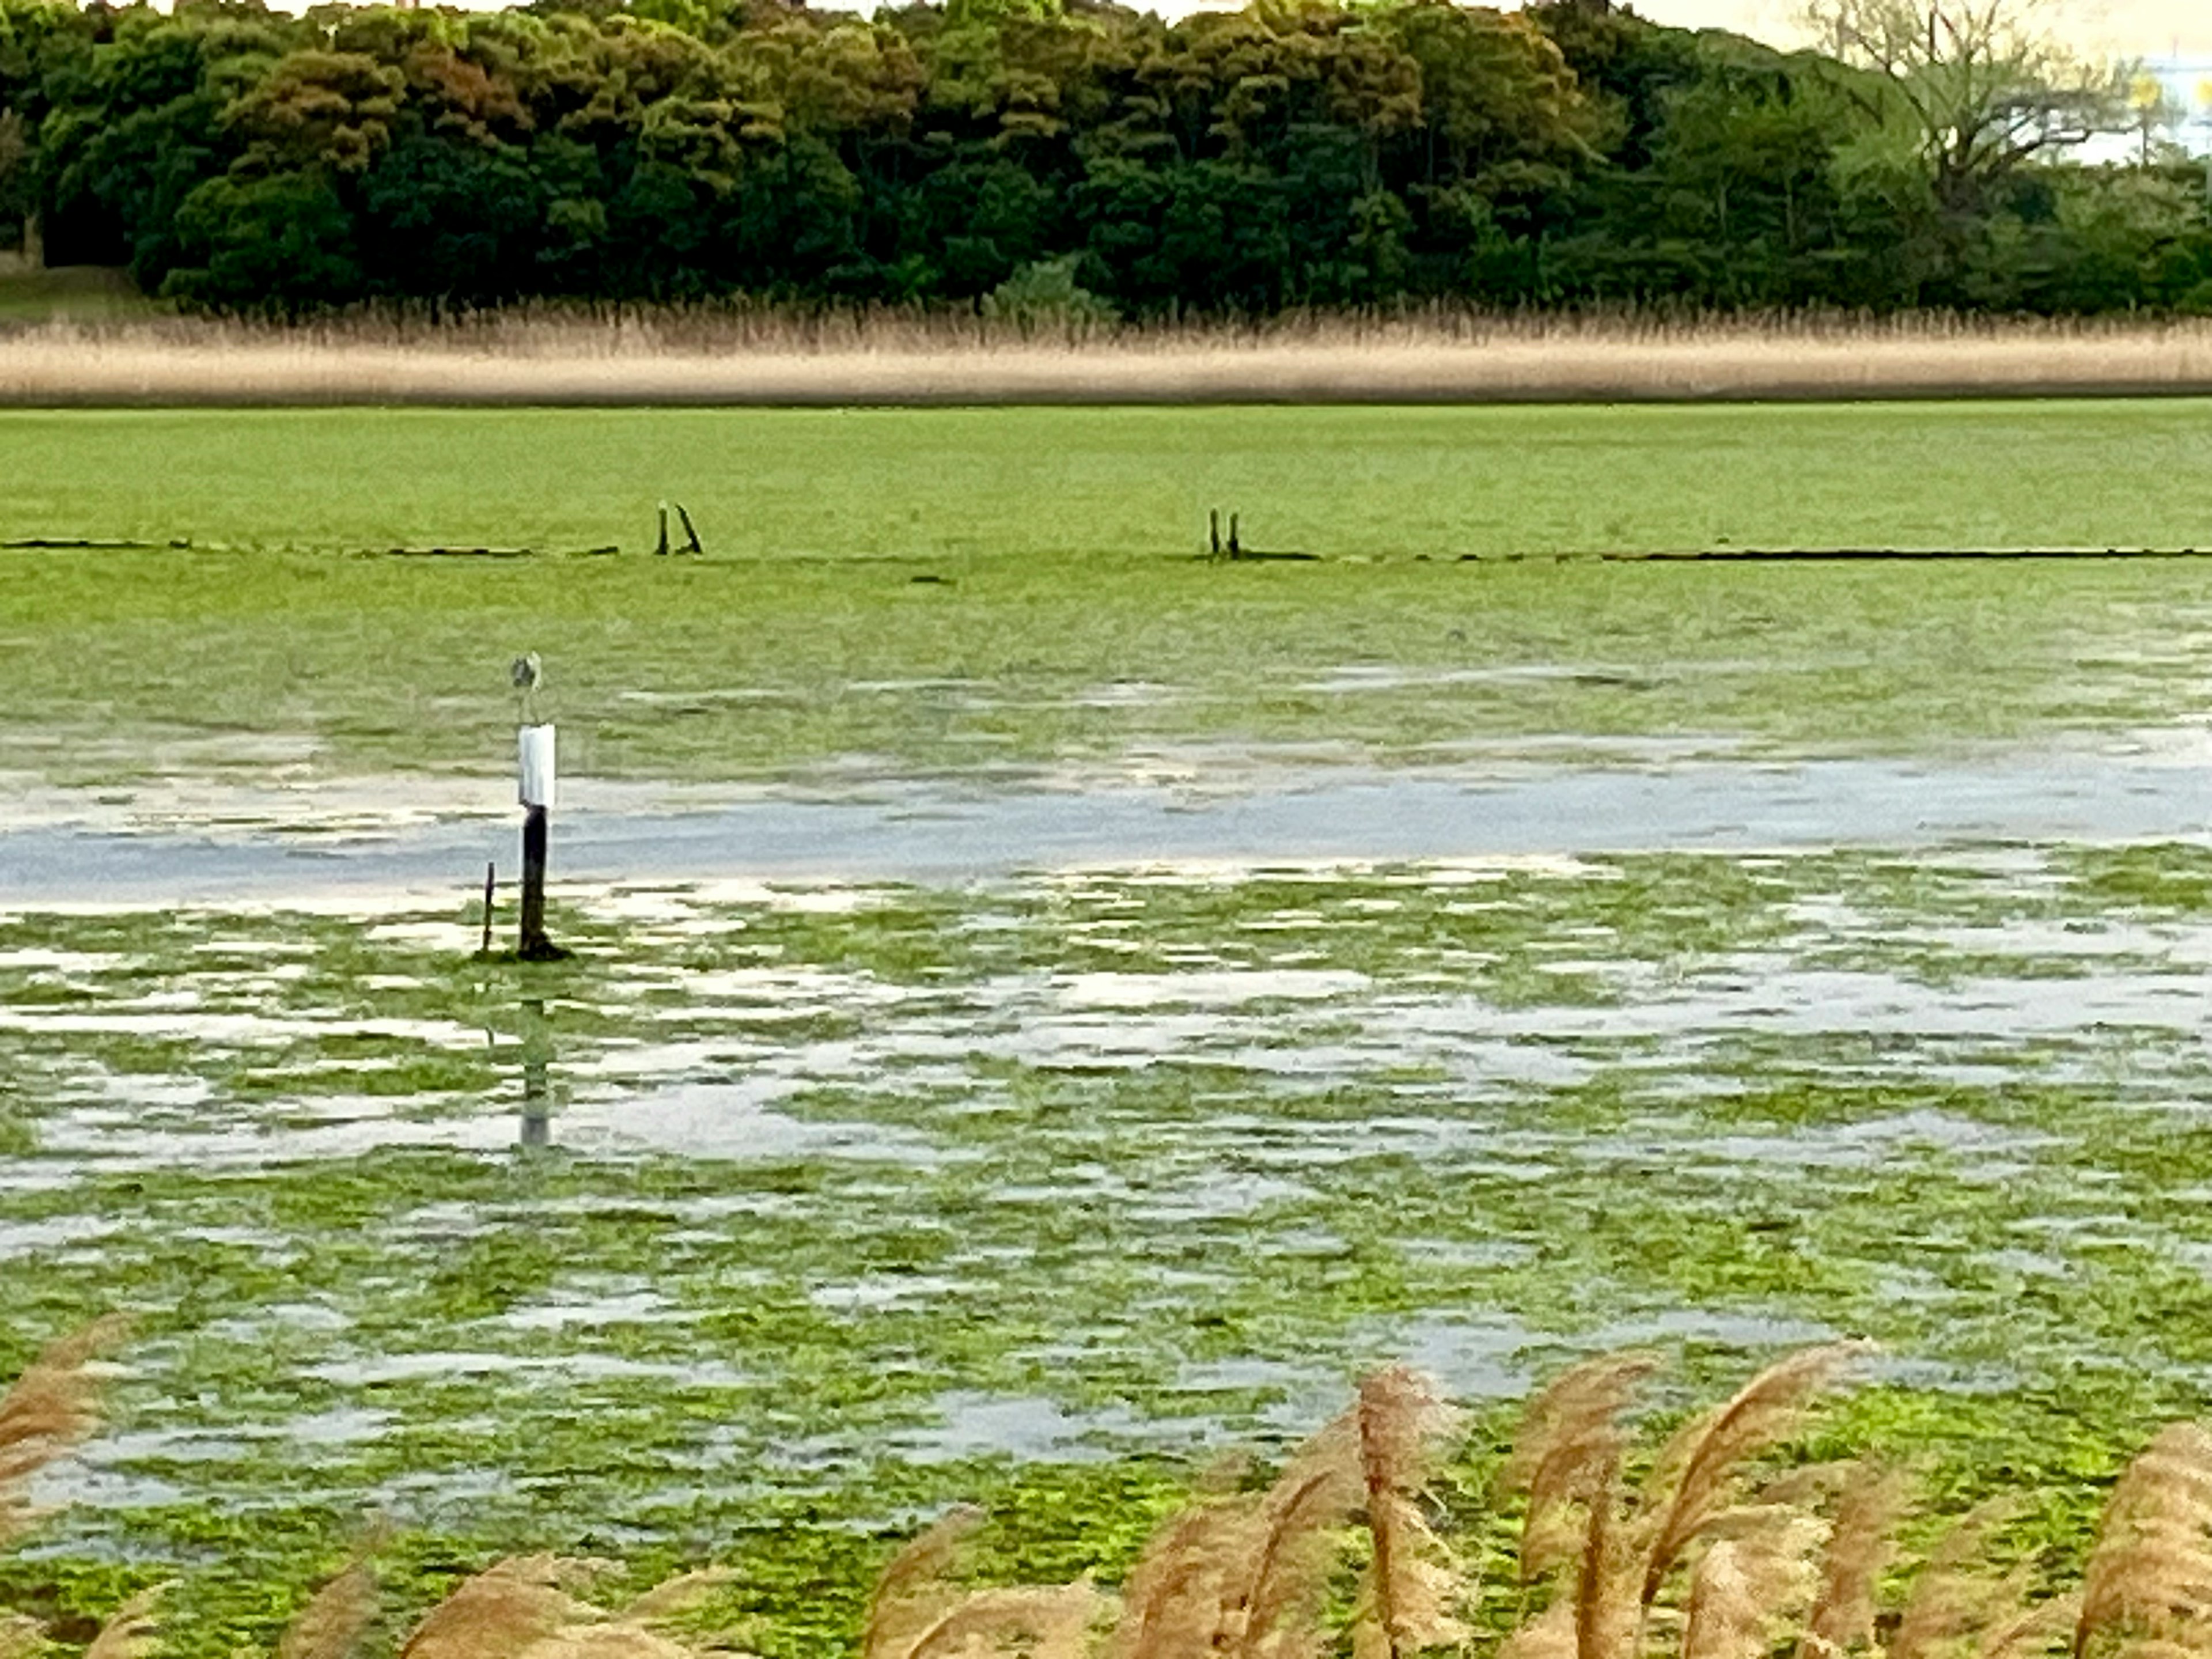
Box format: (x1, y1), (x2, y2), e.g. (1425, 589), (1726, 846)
(8, 850), (2212, 1652)
(6, 403), (2212, 1652)
(3, 402), (2212, 797)
(6, 402), (2210, 560)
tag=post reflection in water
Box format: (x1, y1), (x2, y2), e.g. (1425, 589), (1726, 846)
(519, 996), (554, 1147)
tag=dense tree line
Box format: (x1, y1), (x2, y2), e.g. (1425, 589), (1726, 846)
(1, 0), (2209, 317)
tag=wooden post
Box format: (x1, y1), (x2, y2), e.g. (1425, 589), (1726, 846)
(520, 807), (551, 956)
(480, 862), (495, 956)
(656, 501), (671, 557)
(1210, 510), (1222, 559)
(1228, 513), (1241, 560)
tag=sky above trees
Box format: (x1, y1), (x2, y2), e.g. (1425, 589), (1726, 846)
(1621, 0), (2212, 56)
(197, 0), (2212, 57)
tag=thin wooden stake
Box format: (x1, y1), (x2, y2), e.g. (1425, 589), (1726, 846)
(480, 862), (495, 956)
(1210, 509), (1222, 559)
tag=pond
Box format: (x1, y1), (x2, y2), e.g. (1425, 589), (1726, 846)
(10, 407), (2212, 1649)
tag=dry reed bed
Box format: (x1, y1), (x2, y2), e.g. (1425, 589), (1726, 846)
(6, 1325), (2211, 1659)
(9, 313), (2212, 404)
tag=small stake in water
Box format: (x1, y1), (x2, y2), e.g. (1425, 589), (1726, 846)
(656, 502), (671, 557)
(511, 652), (570, 962)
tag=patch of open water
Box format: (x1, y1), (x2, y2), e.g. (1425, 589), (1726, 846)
(9, 743), (2212, 903)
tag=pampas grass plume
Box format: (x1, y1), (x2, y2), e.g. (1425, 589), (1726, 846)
(1353, 1366), (1467, 1659)
(1099, 1495), (1251, 1659)
(0, 1316), (128, 1548)
(900, 1581), (1104, 1659)
(82, 1583), (168, 1659)
(864, 1507), (986, 1659)
(1637, 1344), (1869, 1608)
(2078, 1423), (2212, 1657)
(1889, 1502), (2033, 1659)
(1799, 1463), (1912, 1659)
(398, 1556), (613, 1659)
(276, 1555), (378, 1659)
(1501, 1353), (1660, 1586)
(1679, 1509), (1824, 1659)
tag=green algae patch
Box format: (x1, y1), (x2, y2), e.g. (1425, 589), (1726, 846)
(3, 847), (2212, 1647)
(7, 407), (2212, 796)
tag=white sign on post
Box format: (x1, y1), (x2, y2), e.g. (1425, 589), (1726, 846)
(518, 724), (558, 809)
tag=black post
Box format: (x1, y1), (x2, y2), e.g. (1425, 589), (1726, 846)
(519, 805), (557, 960)
(480, 861), (496, 956)
(1228, 513), (1241, 560)
(1210, 509), (1222, 559)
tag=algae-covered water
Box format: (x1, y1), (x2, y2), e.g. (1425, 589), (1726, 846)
(10, 404), (2212, 1652)
(10, 845), (2212, 1649)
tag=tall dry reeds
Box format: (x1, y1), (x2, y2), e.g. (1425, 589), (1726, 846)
(0, 1316), (185, 1659)
(242, 1354), (2212, 1659)
(840, 1344), (2176, 1659)
(396, 1555), (741, 1659)
(0, 1314), (127, 1548)
(13, 307), (2212, 405)
(275, 1541), (382, 1659)
(17, 1328), (2212, 1659)
(2075, 1422), (2212, 1659)
(1489, 1343), (1870, 1659)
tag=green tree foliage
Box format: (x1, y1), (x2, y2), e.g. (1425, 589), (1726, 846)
(0, 0), (2192, 315)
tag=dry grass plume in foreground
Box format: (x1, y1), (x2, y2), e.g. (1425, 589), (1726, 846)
(12, 311), (2212, 406)
(12, 1327), (2212, 1659)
